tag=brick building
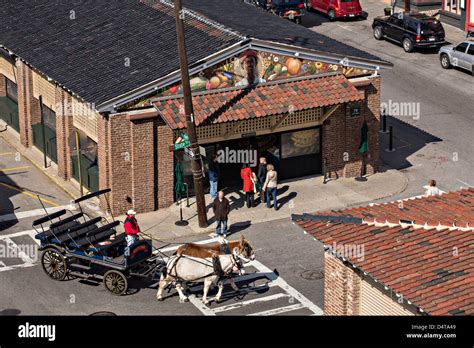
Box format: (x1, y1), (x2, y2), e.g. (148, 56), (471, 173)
(293, 188), (474, 315)
(0, 0), (392, 214)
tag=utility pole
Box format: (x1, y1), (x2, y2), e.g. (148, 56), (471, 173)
(174, 0), (208, 228)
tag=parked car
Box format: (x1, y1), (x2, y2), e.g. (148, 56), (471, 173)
(255, 0), (305, 24)
(305, 0), (362, 20)
(372, 13), (445, 52)
(439, 40), (474, 74)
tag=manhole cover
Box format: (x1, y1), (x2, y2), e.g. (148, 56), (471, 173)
(89, 311), (117, 316)
(300, 270), (324, 281)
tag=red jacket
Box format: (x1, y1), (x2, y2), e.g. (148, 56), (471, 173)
(124, 216), (140, 235)
(241, 167), (254, 193)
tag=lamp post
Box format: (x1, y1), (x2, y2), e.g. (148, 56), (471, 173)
(174, 0), (208, 228)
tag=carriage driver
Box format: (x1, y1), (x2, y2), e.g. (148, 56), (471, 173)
(124, 209), (140, 257)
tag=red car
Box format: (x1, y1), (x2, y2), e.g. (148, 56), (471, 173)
(305, 0), (362, 21)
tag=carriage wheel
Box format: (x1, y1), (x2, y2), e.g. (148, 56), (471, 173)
(41, 249), (68, 281)
(103, 270), (128, 296)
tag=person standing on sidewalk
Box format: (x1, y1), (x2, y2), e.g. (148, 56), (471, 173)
(124, 209), (140, 257)
(212, 190), (230, 237)
(263, 164), (278, 210)
(208, 154), (220, 200)
(257, 157), (267, 204)
(241, 163), (254, 208)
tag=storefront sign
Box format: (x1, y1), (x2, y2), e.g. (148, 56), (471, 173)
(174, 132), (190, 151)
(241, 131), (256, 138)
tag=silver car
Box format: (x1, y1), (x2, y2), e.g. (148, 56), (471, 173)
(439, 40), (474, 74)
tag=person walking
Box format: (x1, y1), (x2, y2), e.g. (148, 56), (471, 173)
(212, 190), (230, 237)
(124, 209), (140, 257)
(241, 163), (254, 208)
(425, 179), (441, 196)
(257, 157), (267, 204)
(208, 154), (220, 200)
(263, 164), (278, 210)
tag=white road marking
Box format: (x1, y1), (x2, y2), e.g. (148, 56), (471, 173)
(336, 24), (354, 32)
(161, 236), (323, 316)
(213, 293), (290, 313)
(0, 205), (73, 223)
(249, 303), (306, 316)
(0, 229), (41, 272)
(456, 179), (472, 187)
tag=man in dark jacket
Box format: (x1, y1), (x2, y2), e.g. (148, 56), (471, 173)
(212, 190), (230, 237)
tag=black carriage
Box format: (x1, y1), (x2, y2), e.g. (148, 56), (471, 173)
(32, 189), (164, 295)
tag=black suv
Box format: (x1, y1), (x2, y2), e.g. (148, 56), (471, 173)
(372, 13), (446, 52)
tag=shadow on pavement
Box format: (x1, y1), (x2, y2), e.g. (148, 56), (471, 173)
(379, 115), (442, 171)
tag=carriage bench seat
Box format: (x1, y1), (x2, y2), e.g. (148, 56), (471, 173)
(52, 217), (102, 245)
(71, 221), (120, 249)
(94, 233), (127, 253)
(35, 212), (84, 242)
(32, 209), (67, 227)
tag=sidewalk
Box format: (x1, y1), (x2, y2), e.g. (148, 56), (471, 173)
(132, 165), (408, 240)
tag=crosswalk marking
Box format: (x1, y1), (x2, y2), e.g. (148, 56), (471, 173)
(213, 293), (289, 313)
(0, 229), (40, 272)
(164, 235), (324, 316)
(0, 205), (73, 223)
(249, 303), (306, 316)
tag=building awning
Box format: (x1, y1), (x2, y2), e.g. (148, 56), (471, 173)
(154, 73), (364, 130)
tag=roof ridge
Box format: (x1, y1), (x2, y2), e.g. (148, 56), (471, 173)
(150, 0), (247, 41)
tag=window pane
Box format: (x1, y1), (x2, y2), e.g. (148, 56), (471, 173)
(281, 128), (320, 159)
(467, 45), (474, 55)
(6, 79), (18, 103)
(455, 42), (468, 52)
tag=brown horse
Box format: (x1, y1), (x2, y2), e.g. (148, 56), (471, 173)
(176, 235), (255, 261)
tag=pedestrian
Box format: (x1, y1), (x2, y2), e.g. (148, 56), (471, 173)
(257, 157), (267, 203)
(208, 154), (220, 200)
(124, 209), (140, 257)
(212, 190), (230, 237)
(263, 163), (278, 210)
(241, 163), (254, 208)
(425, 179), (441, 196)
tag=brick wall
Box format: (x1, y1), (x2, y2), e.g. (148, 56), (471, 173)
(16, 61), (40, 147)
(322, 76), (380, 178)
(324, 252), (360, 315)
(157, 123), (174, 209)
(97, 111), (175, 214)
(55, 87), (74, 180)
(0, 74), (6, 96)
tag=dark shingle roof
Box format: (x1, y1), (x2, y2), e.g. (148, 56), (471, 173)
(292, 188), (474, 315)
(182, 0), (386, 62)
(0, 0), (242, 105)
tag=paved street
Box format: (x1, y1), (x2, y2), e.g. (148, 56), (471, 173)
(0, 0), (473, 316)
(301, 0), (474, 200)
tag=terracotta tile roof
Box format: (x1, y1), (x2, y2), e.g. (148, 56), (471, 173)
(154, 74), (363, 129)
(292, 188), (474, 315)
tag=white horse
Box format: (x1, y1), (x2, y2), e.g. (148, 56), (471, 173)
(156, 251), (244, 305)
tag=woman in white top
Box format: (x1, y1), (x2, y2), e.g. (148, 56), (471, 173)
(263, 164), (278, 210)
(425, 179), (441, 196)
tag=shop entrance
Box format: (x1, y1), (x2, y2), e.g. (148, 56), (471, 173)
(175, 126), (322, 197)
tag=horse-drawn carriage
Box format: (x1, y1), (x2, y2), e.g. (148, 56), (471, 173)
(33, 189), (165, 295)
(33, 188), (256, 303)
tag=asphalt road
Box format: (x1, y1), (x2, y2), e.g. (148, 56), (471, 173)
(1, 0), (473, 316)
(301, 0), (474, 200)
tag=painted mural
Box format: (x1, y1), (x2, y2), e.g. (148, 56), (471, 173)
(130, 50), (373, 108)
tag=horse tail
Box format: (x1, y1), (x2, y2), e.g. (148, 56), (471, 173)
(162, 267), (167, 278)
